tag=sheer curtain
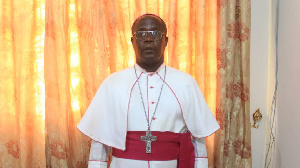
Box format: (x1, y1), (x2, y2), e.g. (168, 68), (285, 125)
(0, 0), (251, 167)
(0, 0), (45, 167)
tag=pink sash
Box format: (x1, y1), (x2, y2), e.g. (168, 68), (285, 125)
(113, 131), (195, 168)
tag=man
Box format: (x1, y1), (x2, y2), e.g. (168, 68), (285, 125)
(77, 14), (220, 168)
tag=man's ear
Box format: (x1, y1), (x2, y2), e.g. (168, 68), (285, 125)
(165, 36), (168, 47)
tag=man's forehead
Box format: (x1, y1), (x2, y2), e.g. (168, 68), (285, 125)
(136, 16), (162, 25)
(136, 18), (162, 28)
(133, 16), (165, 31)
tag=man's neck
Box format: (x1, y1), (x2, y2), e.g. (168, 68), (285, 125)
(137, 62), (163, 72)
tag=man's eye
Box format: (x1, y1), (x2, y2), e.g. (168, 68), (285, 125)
(152, 31), (158, 36)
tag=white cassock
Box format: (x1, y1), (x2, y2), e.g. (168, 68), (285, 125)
(77, 64), (220, 168)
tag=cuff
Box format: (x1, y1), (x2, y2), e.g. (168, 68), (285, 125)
(88, 161), (108, 168)
(194, 157), (208, 168)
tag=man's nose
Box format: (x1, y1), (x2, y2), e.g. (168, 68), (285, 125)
(143, 34), (154, 42)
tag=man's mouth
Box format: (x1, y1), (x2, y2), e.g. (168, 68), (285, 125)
(144, 49), (154, 52)
(143, 47), (155, 50)
(142, 49), (156, 56)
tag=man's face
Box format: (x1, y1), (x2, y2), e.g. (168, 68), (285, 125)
(131, 16), (168, 68)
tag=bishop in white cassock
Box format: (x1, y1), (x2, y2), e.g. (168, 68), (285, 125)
(77, 14), (220, 168)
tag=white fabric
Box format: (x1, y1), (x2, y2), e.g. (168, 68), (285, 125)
(88, 140), (110, 168)
(127, 64), (187, 133)
(78, 64), (220, 168)
(88, 160), (107, 168)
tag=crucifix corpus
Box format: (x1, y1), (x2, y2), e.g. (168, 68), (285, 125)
(141, 130), (157, 153)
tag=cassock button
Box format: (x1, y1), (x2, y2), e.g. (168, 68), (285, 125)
(151, 102), (155, 104)
(149, 73), (154, 76)
(150, 86), (154, 89)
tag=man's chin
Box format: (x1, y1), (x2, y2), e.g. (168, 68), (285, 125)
(138, 59), (163, 66)
(140, 56), (160, 63)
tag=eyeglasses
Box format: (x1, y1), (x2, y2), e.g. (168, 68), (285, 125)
(133, 31), (164, 40)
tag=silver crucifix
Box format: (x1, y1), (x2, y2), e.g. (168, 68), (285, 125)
(140, 130), (157, 153)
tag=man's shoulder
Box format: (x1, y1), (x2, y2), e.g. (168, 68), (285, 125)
(166, 66), (195, 83)
(108, 66), (134, 79)
(101, 66), (135, 86)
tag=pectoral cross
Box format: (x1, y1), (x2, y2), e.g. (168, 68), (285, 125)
(140, 130), (157, 153)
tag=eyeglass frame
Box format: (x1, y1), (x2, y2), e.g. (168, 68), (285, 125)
(133, 30), (165, 40)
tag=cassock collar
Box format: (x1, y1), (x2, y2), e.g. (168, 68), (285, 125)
(134, 63), (166, 76)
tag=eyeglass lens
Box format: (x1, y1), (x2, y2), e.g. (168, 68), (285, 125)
(135, 31), (163, 40)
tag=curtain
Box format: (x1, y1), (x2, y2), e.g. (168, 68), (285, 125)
(214, 0), (252, 167)
(0, 0), (46, 167)
(0, 0), (251, 167)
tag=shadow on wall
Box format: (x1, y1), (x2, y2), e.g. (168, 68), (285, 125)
(274, 141), (281, 168)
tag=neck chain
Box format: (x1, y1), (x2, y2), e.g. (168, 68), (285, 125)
(134, 65), (166, 131)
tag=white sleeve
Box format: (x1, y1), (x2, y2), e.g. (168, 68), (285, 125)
(88, 140), (111, 168)
(192, 137), (208, 168)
